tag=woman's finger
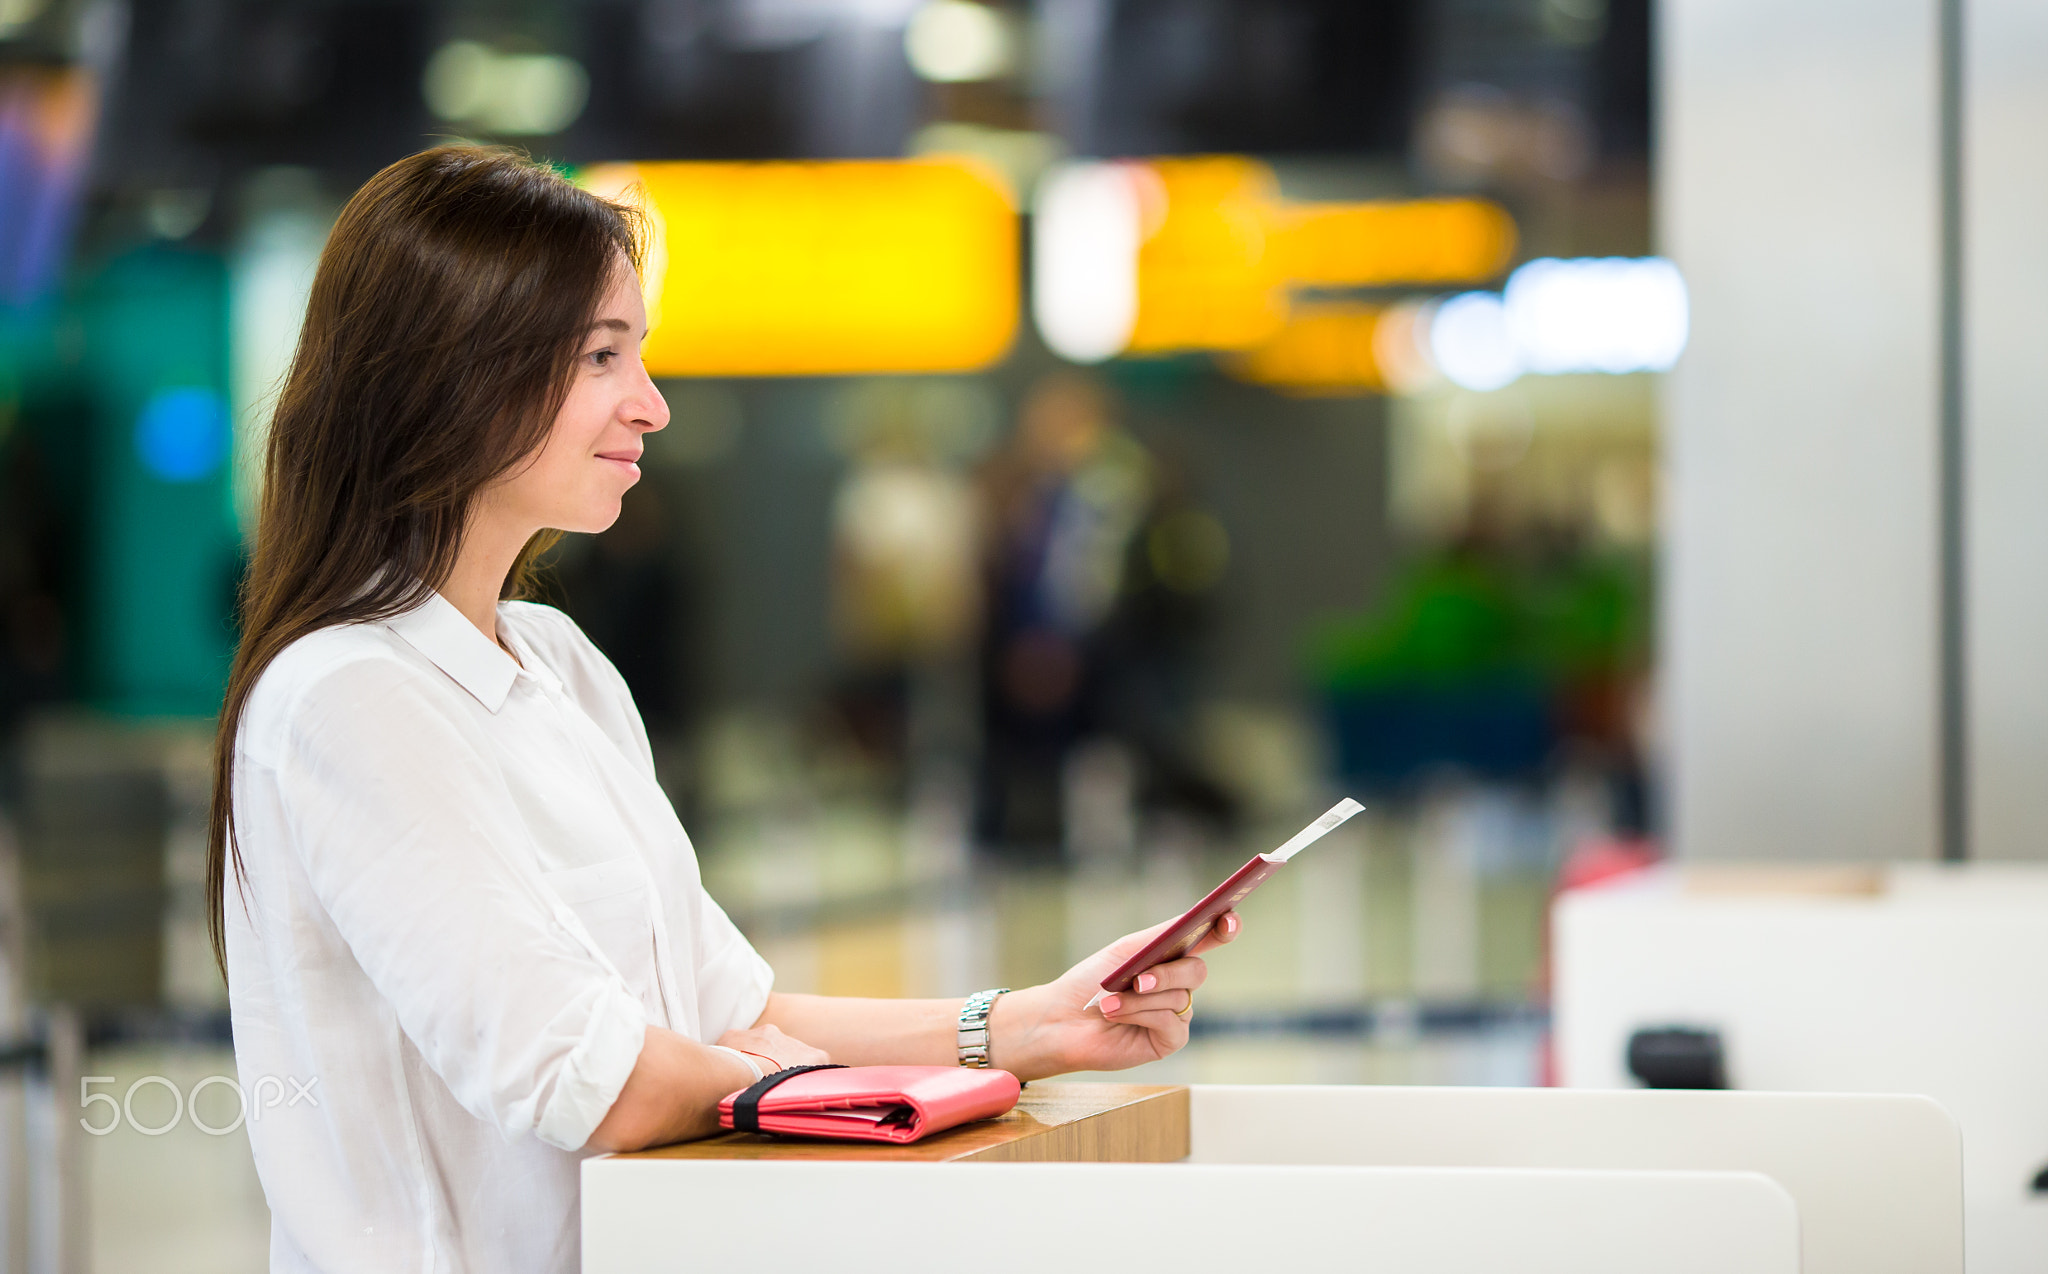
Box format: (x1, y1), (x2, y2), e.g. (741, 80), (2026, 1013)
(1099, 986), (1197, 1017)
(1185, 911), (1241, 957)
(1127, 956), (1208, 996)
(1100, 1005), (1191, 1043)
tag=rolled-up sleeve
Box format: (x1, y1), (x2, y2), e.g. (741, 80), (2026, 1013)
(269, 658), (647, 1151)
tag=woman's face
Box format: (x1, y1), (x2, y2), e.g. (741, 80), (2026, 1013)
(485, 263), (669, 537)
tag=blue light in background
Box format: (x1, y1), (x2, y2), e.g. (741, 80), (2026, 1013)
(134, 385), (228, 483)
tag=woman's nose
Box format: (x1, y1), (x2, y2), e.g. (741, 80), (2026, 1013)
(630, 369), (670, 433)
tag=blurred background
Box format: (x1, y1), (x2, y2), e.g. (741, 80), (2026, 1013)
(1, 0), (2044, 1268)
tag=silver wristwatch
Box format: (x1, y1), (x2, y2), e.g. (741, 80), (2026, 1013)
(957, 988), (1010, 1068)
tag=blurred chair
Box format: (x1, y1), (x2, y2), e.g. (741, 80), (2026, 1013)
(21, 770), (165, 1009)
(5, 715), (188, 1274)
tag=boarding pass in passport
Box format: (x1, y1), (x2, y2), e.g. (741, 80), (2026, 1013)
(1097, 798), (1365, 995)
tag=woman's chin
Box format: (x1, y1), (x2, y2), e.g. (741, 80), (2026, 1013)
(556, 500), (624, 536)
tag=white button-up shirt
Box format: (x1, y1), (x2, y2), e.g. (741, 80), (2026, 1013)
(225, 591), (772, 1273)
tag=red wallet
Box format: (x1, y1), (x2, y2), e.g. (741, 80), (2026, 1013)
(716, 1065), (1021, 1143)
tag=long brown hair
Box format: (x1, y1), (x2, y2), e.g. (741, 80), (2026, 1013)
(207, 146), (644, 975)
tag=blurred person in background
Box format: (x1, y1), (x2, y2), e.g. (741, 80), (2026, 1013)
(827, 384), (983, 773)
(1095, 455), (1237, 830)
(207, 146), (1236, 1274)
(975, 372), (1151, 854)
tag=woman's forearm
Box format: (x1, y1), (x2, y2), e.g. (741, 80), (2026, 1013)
(586, 1026), (758, 1153)
(752, 990), (1064, 1080)
(752, 992), (961, 1067)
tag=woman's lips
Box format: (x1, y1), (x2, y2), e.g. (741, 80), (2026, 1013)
(596, 452), (642, 476)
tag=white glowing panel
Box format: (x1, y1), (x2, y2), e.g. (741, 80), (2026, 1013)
(424, 42), (588, 136)
(1506, 256), (1690, 375)
(1031, 162), (1142, 364)
(1425, 258), (1690, 390)
(1430, 291), (1522, 391)
(905, 0), (1012, 82)
(230, 202), (329, 531)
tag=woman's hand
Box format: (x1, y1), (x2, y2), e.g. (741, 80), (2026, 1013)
(989, 912), (1241, 1081)
(716, 1023), (831, 1074)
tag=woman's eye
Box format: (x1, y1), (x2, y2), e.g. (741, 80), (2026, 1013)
(587, 348), (617, 367)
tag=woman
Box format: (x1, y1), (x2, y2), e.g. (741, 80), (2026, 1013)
(209, 146), (1234, 1272)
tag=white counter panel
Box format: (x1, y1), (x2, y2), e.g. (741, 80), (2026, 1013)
(1191, 1083), (1960, 1274)
(582, 1158), (1797, 1274)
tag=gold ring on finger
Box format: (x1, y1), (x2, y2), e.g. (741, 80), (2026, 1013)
(1174, 989), (1194, 1019)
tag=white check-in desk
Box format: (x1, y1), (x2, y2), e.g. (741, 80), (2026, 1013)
(1192, 1084), (1961, 1274)
(583, 1081), (1960, 1273)
(1555, 862), (2048, 1271)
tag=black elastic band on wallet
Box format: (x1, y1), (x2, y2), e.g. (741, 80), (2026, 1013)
(730, 1064), (847, 1134)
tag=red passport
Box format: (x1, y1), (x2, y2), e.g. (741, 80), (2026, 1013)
(716, 1065), (1020, 1144)
(1098, 798), (1364, 995)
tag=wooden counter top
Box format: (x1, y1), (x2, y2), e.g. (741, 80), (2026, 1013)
(617, 1082), (1189, 1164)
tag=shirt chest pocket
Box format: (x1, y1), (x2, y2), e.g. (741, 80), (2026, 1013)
(540, 858), (666, 1024)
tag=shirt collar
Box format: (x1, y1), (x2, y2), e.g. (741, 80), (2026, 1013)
(384, 590), (521, 713)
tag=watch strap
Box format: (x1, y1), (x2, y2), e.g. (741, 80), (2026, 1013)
(957, 988), (1010, 1068)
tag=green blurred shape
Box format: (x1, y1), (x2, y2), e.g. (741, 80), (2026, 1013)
(1526, 553), (1647, 680)
(77, 245), (238, 717)
(1307, 548), (1647, 693)
(1309, 554), (1531, 692)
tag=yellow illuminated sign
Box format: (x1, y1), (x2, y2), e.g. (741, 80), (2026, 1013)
(1226, 304), (1387, 395)
(584, 159), (1018, 377)
(1127, 157), (1291, 354)
(1130, 163), (1513, 355)
(1037, 155), (1516, 364)
(1276, 198), (1517, 289)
